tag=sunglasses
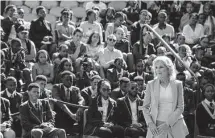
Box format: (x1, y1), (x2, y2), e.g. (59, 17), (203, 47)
(108, 38), (116, 42)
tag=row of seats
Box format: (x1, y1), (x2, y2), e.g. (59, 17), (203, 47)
(9, 1), (128, 11)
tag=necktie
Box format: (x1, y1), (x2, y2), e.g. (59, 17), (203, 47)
(66, 88), (70, 101)
(35, 103), (39, 112)
(210, 102), (214, 113)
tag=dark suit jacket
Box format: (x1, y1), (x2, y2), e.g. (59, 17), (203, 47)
(129, 72), (154, 84)
(29, 18), (52, 47)
(76, 71), (91, 90)
(1, 97), (13, 127)
(132, 42), (156, 63)
(1, 17), (13, 42)
(196, 102), (215, 136)
(115, 96), (146, 128)
(2, 48), (26, 75)
(1, 90), (22, 114)
(52, 83), (84, 130)
(84, 96), (117, 135)
(110, 88), (126, 101)
(106, 68), (129, 89)
(81, 86), (95, 106)
(19, 99), (54, 138)
(131, 21), (141, 45)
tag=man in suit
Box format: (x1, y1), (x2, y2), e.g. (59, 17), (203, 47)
(2, 38), (31, 92)
(131, 9), (152, 45)
(29, 6), (52, 49)
(0, 97), (16, 138)
(1, 76), (22, 136)
(110, 77), (130, 101)
(106, 58), (129, 89)
(20, 83), (66, 138)
(115, 81), (147, 138)
(52, 71), (85, 134)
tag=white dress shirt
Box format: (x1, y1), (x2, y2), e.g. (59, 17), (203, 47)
(6, 89), (15, 98)
(128, 97), (138, 124)
(101, 97), (109, 122)
(183, 23), (204, 44)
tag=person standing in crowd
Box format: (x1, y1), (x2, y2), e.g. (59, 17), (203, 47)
(17, 7), (30, 29)
(100, 7), (115, 29)
(196, 83), (215, 137)
(0, 97), (16, 138)
(80, 9), (103, 43)
(29, 6), (52, 50)
(115, 81), (147, 138)
(143, 56), (189, 138)
(84, 80), (124, 138)
(19, 83), (66, 138)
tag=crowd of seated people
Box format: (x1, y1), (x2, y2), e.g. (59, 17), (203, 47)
(1, 0), (215, 138)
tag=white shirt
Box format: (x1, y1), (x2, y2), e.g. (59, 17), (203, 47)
(64, 86), (71, 100)
(128, 97), (138, 124)
(6, 89), (14, 98)
(116, 69), (123, 78)
(153, 23), (175, 39)
(101, 97), (109, 122)
(183, 23), (204, 44)
(98, 47), (123, 69)
(157, 84), (173, 122)
(204, 99), (215, 108)
(80, 21), (103, 43)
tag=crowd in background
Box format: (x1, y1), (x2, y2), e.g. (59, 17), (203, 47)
(1, 0), (215, 138)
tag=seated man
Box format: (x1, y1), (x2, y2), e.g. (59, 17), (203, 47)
(0, 97), (16, 138)
(115, 81), (147, 138)
(98, 34), (126, 70)
(22, 75), (51, 102)
(52, 71), (84, 134)
(110, 77), (130, 100)
(106, 58), (129, 89)
(2, 38), (31, 91)
(84, 80), (124, 138)
(1, 76), (22, 137)
(20, 83), (66, 138)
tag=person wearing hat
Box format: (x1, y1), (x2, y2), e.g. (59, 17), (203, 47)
(110, 77), (130, 100)
(196, 83), (215, 137)
(17, 25), (36, 65)
(29, 6), (52, 50)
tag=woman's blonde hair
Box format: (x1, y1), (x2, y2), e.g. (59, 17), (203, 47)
(152, 56), (176, 80)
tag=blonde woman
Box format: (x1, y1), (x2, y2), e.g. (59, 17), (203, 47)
(143, 56), (189, 138)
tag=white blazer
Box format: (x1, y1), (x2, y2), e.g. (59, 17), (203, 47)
(143, 79), (189, 138)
